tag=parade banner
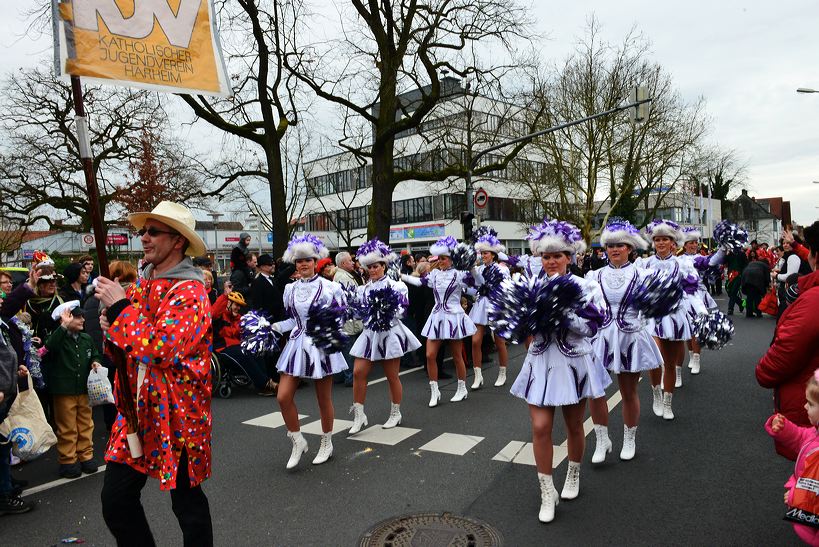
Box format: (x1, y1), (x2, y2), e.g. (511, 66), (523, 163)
(52, 0), (231, 97)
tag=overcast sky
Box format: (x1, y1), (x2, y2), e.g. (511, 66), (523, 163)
(4, 0), (818, 224)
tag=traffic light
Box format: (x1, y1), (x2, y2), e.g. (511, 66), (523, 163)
(460, 211), (475, 240)
(629, 86), (650, 123)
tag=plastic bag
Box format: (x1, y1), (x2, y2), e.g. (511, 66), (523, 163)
(0, 375), (57, 461)
(87, 366), (114, 406)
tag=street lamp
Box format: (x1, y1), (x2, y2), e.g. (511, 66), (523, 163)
(209, 211), (223, 272)
(797, 88), (819, 94)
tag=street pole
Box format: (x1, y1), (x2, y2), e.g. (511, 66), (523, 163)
(210, 212), (223, 273)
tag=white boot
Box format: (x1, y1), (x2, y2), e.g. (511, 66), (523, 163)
(663, 392), (675, 420)
(620, 425), (637, 461)
(383, 403), (402, 429)
(690, 353), (701, 375)
(537, 473), (559, 523)
(686, 350), (694, 369)
(494, 367), (507, 387)
(471, 368), (484, 389)
(591, 425), (612, 464)
(286, 431), (308, 470)
(675, 366), (683, 388)
(652, 385), (663, 417)
(312, 433), (333, 465)
(428, 381), (441, 408)
(451, 380), (468, 402)
(348, 403), (368, 435)
(560, 461), (581, 500)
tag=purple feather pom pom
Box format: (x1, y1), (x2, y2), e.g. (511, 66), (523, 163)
(307, 299), (349, 353)
(240, 310), (281, 356)
(488, 274), (541, 343)
(532, 274), (586, 335)
(363, 286), (407, 332)
(478, 263), (505, 297)
(451, 242), (478, 271)
(693, 310), (734, 350)
(472, 225), (498, 241)
(713, 220), (748, 252)
(627, 271), (684, 319)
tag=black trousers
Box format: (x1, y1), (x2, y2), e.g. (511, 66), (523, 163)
(101, 450), (213, 547)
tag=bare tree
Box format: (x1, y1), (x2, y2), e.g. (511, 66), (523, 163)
(687, 146), (748, 218)
(516, 20), (709, 241)
(178, 0), (308, 257)
(288, 0), (538, 242)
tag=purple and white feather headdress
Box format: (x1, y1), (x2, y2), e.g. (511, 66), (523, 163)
(681, 225), (702, 242)
(356, 238), (397, 267)
(527, 218), (586, 256)
(282, 233), (329, 263)
(430, 235), (459, 257)
(600, 218), (648, 250)
(644, 218), (683, 245)
(474, 229), (506, 254)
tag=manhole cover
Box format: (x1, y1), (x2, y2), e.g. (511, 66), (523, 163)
(359, 512), (502, 547)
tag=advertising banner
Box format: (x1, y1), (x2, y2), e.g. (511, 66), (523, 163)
(52, 0), (231, 97)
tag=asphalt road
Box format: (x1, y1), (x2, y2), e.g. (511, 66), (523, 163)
(1, 296), (802, 546)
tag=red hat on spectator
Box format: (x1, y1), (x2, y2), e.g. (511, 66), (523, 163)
(316, 257), (333, 272)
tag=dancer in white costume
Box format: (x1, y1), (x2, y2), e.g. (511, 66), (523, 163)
(401, 236), (481, 407)
(635, 220), (706, 420)
(348, 239), (421, 434)
(507, 219), (610, 523)
(586, 220), (663, 463)
(679, 226), (721, 377)
(468, 229), (510, 389)
(273, 234), (348, 469)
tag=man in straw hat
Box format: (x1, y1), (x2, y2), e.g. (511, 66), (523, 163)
(95, 201), (213, 546)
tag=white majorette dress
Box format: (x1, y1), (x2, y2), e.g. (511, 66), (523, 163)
(587, 262), (663, 374)
(274, 274), (349, 379)
(636, 221), (706, 341)
(349, 275), (422, 361)
(508, 219), (611, 407)
(469, 230), (511, 326)
(679, 226), (720, 313)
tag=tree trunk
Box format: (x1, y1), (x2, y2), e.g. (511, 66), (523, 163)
(369, 140), (395, 243)
(265, 140), (290, 258)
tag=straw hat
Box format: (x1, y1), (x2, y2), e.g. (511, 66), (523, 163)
(127, 201), (206, 257)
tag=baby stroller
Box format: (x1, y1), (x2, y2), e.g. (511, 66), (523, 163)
(211, 348), (253, 399)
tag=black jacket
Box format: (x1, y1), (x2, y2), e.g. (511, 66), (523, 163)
(250, 273), (285, 322)
(741, 260), (771, 292)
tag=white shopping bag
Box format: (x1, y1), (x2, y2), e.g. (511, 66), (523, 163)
(87, 366), (115, 406)
(0, 375), (57, 461)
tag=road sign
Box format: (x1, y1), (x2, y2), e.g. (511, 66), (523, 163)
(474, 188), (488, 209)
(82, 233), (95, 246)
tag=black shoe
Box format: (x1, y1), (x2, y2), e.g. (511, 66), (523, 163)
(0, 495), (33, 516)
(58, 463), (82, 479)
(80, 459), (99, 474)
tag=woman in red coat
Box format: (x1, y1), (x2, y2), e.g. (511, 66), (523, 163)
(757, 221), (819, 460)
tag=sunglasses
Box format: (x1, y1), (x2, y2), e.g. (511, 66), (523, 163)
(137, 226), (180, 238)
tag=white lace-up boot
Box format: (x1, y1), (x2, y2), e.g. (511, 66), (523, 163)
(471, 368), (484, 389)
(662, 392), (675, 420)
(428, 381), (441, 407)
(620, 425), (637, 461)
(675, 366), (683, 388)
(494, 367), (507, 387)
(690, 353), (701, 375)
(286, 431), (308, 470)
(560, 461), (581, 500)
(538, 473), (559, 523)
(652, 385), (663, 417)
(450, 380), (468, 402)
(383, 403), (402, 429)
(311, 433), (333, 465)
(348, 403), (368, 435)
(591, 425), (612, 464)
(687, 350), (694, 369)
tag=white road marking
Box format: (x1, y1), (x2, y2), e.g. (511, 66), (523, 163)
(22, 467), (106, 498)
(346, 425), (421, 446)
(419, 432), (484, 456)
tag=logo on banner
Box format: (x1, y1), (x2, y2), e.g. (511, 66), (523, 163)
(54, 0), (230, 97)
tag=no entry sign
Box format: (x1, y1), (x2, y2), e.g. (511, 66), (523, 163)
(474, 188), (488, 209)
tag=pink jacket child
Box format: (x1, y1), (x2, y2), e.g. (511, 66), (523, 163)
(766, 414), (819, 546)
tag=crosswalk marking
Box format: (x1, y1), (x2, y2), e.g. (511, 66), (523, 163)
(368, 365), (424, 386)
(347, 424), (421, 446)
(492, 441), (568, 467)
(242, 411), (307, 429)
(301, 418), (354, 435)
(419, 433), (484, 456)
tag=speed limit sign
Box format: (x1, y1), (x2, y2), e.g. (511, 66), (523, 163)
(82, 234), (95, 246)
(474, 188), (488, 209)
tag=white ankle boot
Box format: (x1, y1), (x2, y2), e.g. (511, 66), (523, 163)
(494, 367), (507, 387)
(451, 380), (468, 402)
(286, 431), (308, 469)
(348, 403), (368, 435)
(312, 433), (333, 465)
(663, 392), (675, 420)
(537, 472), (559, 523)
(428, 381), (441, 407)
(591, 425), (612, 464)
(652, 385), (663, 417)
(383, 403), (402, 429)
(687, 351), (694, 369)
(690, 353), (701, 375)
(620, 425), (637, 460)
(675, 366), (683, 388)
(560, 461), (581, 500)
(471, 368), (484, 389)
